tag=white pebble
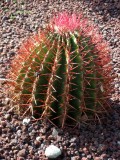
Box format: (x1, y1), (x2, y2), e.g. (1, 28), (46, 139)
(117, 141), (120, 145)
(4, 97), (10, 104)
(36, 136), (41, 141)
(52, 128), (58, 137)
(22, 118), (30, 125)
(45, 145), (61, 159)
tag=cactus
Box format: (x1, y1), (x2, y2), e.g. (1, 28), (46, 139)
(7, 12), (113, 127)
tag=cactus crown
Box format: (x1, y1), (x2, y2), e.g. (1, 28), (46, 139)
(7, 12), (112, 127)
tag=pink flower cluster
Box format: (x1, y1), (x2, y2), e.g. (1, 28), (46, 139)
(50, 12), (110, 54)
(50, 12), (84, 32)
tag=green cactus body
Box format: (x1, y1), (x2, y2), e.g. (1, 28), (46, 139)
(7, 12), (112, 127)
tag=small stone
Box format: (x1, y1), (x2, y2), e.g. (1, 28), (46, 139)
(4, 144), (11, 149)
(17, 129), (22, 136)
(0, 47), (3, 53)
(22, 118), (30, 125)
(2, 16), (9, 22)
(97, 144), (107, 153)
(70, 142), (76, 147)
(87, 154), (92, 159)
(4, 113), (11, 120)
(52, 128), (58, 137)
(10, 139), (17, 145)
(13, 150), (18, 154)
(90, 146), (97, 152)
(74, 150), (79, 155)
(57, 135), (62, 142)
(48, 135), (55, 140)
(40, 128), (46, 134)
(117, 141), (120, 145)
(45, 145), (61, 159)
(81, 157), (87, 160)
(28, 126), (33, 132)
(17, 149), (26, 157)
(17, 157), (25, 160)
(1, 121), (7, 128)
(8, 51), (15, 57)
(70, 137), (77, 143)
(94, 157), (101, 160)
(0, 125), (2, 134)
(40, 143), (45, 149)
(38, 150), (44, 155)
(36, 136), (42, 141)
(100, 153), (107, 159)
(83, 147), (89, 154)
(71, 156), (80, 160)
(4, 97), (10, 105)
(34, 140), (41, 147)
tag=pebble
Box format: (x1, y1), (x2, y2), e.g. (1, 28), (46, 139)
(87, 154), (92, 159)
(4, 113), (11, 120)
(1, 121), (7, 127)
(34, 140), (41, 147)
(97, 144), (107, 153)
(94, 157), (101, 160)
(100, 153), (107, 159)
(90, 146), (97, 152)
(45, 145), (62, 159)
(71, 156), (80, 160)
(81, 157), (87, 160)
(17, 129), (22, 135)
(17, 149), (26, 157)
(52, 127), (58, 137)
(22, 118), (30, 125)
(70, 137), (77, 143)
(2, 16), (9, 22)
(4, 97), (10, 105)
(117, 141), (120, 145)
(36, 136), (42, 141)
(17, 157), (25, 160)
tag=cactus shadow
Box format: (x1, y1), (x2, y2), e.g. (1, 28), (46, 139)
(59, 100), (120, 159)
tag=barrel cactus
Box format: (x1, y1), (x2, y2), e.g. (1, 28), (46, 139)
(7, 12), (113, 127)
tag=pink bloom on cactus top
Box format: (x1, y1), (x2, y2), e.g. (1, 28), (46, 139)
(50, 12), (102, 42)
(50, 12), (109, 51)
(50, 12), (88, 32)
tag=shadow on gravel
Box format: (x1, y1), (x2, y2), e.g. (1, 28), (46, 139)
(0, 98), (119, 159)
(60, 102), (120, 159)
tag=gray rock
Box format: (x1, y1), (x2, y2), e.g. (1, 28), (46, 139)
(2, 16), (8, 22)
(52, 127), (58, 137)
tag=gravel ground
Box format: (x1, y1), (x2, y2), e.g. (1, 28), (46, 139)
(0, 0), (120, 160)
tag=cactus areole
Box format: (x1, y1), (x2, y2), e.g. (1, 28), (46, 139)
(8, 12), (113, 127)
